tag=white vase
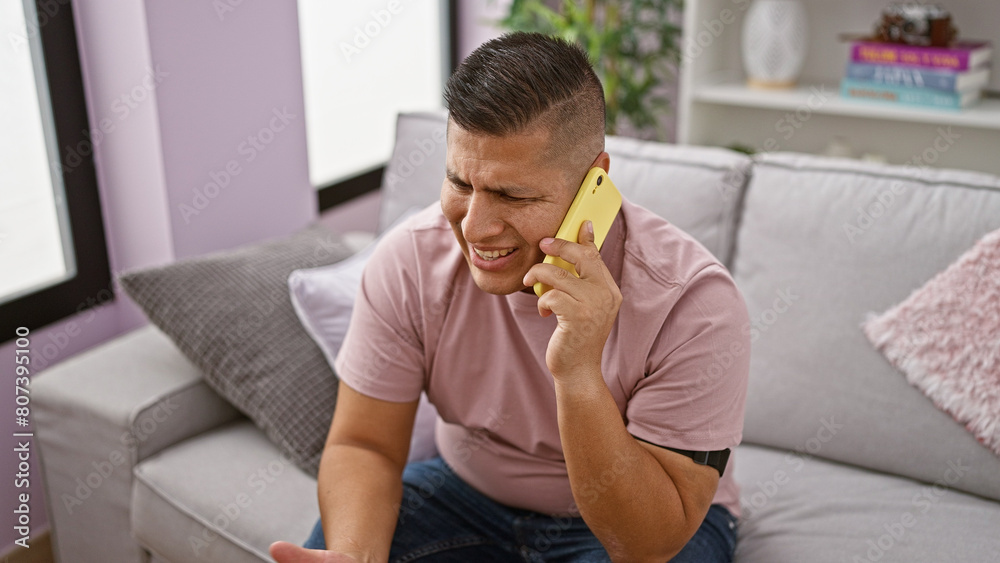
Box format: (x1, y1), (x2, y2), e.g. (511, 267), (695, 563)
(741, 0), (808, 88)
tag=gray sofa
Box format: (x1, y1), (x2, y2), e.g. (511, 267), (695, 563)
(35, 111), (1000, 562)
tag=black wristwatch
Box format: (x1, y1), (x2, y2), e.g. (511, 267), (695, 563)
(634, 436), (731, 477)
(664, 447), (731, 477)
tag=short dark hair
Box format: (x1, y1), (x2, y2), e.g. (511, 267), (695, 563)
(444, 32), (605, 168)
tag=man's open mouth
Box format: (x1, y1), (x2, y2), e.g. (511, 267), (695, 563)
(474, 247), (517, 261)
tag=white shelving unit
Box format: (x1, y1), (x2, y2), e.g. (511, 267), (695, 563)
(678, 0), (1000, 175)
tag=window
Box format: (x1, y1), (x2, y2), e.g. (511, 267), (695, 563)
(0, 0), (111, 340)
(1, 0), (75, 304)
(298, 0), (454, 207)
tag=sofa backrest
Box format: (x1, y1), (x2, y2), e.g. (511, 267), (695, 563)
(377, 111), (1000, 501)
(732, 152), (1000, 502)
(377, 111), (752, 266)
(603, 136), (751, 266)
(378, 111), (449, 234)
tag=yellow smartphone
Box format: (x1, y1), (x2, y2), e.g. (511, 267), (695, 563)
(534, 167), (622, 297)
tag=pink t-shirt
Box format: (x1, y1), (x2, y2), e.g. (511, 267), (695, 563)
(335, 198), (750, 517)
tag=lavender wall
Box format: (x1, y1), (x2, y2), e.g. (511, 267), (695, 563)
(1, 0), (314, 554)
(143, 1), (315, 259)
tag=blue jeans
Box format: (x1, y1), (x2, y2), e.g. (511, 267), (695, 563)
(304, 456), (737, 562)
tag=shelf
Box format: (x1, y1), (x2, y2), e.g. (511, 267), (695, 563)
(692, 83), (1000, 131)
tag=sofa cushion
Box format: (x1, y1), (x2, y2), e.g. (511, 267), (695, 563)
(120, 226), (367, 477)
(604, 136), (752, 266)
(132, 420), (318, 562)
(377, 112), (753, 266)
(289, 208), (439, 464)
(290, 209), (419, 368)
(733, 443), (1000, 563)
(732, 152), (1000, 502)
(863, 226), (1000, 456)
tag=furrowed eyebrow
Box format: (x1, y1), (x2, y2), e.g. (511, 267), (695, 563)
(446, 170), (471, 187)
(446, 169), (538, 198)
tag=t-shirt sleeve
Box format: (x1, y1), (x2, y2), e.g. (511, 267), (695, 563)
(333, 224), (425, 403)
(625, 264), (751, 452)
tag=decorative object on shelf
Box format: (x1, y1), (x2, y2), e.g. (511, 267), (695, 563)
(875, 3), (957, 47)
(839, 6), (992, 112)
(499, 0), (683, 141)
(841, 40), (992, 111)
(844, 63), (990, 92)
(840, 78), (981, 110)
(741, 0), (808, 89)
(850, 40), (993, 72)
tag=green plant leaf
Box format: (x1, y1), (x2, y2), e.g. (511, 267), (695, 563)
(498, 0), (683, 141)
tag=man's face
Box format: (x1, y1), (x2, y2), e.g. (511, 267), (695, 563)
(441, 121), (579, 295)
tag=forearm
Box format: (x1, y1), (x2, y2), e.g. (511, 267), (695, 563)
(316, 443), (404, 563)
(554, 371), (697, 562)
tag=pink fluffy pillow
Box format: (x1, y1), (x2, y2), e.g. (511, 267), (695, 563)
(863, 227), (1000, 457)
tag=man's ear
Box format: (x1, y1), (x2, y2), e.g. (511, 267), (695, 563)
(591, 151), (611, 174)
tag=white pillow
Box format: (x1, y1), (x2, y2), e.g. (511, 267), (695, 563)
(288, 208), (439, 462)
(288, 235), (378, 364)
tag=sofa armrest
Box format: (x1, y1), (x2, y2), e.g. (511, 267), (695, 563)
(34, 325), (242, 563)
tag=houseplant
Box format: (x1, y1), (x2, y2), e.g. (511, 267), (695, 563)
(499, 0), (684, 141)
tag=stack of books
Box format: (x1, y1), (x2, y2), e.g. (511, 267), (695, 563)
(841, 40), (993, 111)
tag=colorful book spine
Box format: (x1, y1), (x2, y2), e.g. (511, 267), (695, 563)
(850, 41), (992, 71)
(844, 63), (989, 92)
(840, 79), (977, 110)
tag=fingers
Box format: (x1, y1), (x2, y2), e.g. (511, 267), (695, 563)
(524, 221), (601, 293)
(269, 541), (323, 563)
(539, 221), (597, 267)
(552, 221), (599, 268)
(579, 219), (595, 245)
(534, 279), (576, 318)
(269, 541), (297, 562)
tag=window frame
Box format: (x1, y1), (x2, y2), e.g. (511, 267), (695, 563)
(0, 0), (112, 341)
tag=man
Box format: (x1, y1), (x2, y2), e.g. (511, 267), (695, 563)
(271, 32), (749, 562)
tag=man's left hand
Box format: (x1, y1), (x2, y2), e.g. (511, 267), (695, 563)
(523, 221), (622, 380)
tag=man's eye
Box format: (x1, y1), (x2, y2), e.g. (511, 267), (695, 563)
(502, 193), (535, 203)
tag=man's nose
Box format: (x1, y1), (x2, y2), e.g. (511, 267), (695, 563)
(462, 192), (504, 241)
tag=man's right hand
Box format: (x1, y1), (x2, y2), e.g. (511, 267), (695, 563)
(280, 382), (417, 563)
(269, 541), (361, 563)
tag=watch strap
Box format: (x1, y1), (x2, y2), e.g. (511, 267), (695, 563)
(633, 436), (732, 477)
(664, 447), (731, 477)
